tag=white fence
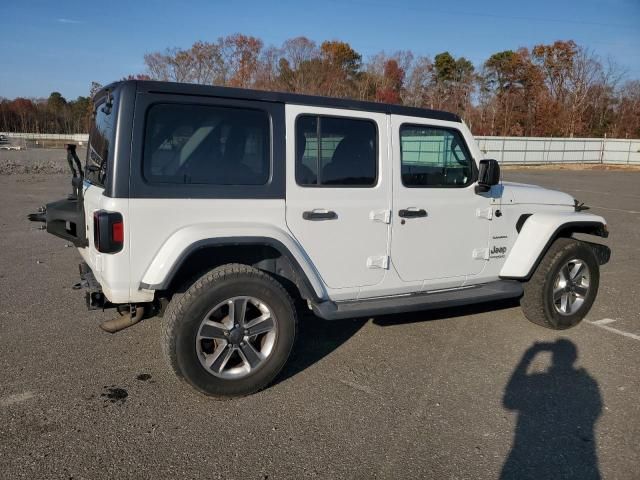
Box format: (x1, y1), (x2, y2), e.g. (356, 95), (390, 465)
(2, 132), (640, 165)
(476, 136), (640, 165)
(2, 132), (89, 142)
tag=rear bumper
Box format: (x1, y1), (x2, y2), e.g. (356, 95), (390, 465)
(78, 247), (145, 304)
(78, 262), (112, 310)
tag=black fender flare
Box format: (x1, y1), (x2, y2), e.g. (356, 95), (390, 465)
(139, 236), (324, 302)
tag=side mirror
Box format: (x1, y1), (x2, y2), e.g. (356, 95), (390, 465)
(475, 159), (500, 194)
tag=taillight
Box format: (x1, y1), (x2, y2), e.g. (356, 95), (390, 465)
(111, 221), (124, 243)
(93, 211), (124, 253)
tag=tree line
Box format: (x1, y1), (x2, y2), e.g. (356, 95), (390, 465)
(1, 35), (639, 138)
(0, 93), (91, 135)
(0, 82), (104, 135)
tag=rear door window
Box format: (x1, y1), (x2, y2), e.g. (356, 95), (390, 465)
(143, 103), (270, 185)
(296, 115), (377, 187)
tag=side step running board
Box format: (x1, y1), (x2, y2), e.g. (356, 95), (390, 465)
(312, 280), (523, 320)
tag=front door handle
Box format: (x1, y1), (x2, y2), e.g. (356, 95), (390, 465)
(398, 208), (427, 218)
(303, 210), (338, 221)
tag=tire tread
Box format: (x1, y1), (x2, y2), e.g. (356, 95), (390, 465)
(161, 263), (297, 397)
(521, 237), (598, 330)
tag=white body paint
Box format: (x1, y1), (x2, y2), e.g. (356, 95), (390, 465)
(499, 211), (606, 278)
(78, 104), (607, 305)
(78, 183), (131, 303)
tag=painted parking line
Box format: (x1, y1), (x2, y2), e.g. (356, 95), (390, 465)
(591, 318), (618, 325)
(589, 205), (640, 215)
(571, 188), (640, 200)
(587, 318), (640, 341)
(0, 391), (36, 407)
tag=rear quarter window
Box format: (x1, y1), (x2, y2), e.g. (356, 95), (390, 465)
(142, 103), (270, 186)
(85, 93), (118, 187)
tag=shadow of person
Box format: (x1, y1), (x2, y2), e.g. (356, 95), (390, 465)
(501, 339), (602, 480)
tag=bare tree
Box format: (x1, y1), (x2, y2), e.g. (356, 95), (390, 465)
(220, 34), (264, 88)
(190, 41), (224, 85)
(279, 37), (319, 93)
(403, 56), (433, 107)
(565, 47), (603, 136)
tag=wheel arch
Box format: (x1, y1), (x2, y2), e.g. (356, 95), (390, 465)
(500, 212), (608, 280)
(140, 236), (326, 302)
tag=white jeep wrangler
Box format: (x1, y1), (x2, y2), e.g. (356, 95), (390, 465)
(31, 81), (610, 397)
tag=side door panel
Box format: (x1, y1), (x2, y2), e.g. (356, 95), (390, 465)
(284, 105), (391, 290)
(390, 116), (492, 285)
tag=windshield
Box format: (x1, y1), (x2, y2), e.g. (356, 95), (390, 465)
(85, 91), (118, 187)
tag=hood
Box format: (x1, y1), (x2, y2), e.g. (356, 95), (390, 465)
(501, 181), (575, 207)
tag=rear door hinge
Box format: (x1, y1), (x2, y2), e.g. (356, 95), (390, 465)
(367, 255), (389, 269)
(369, 209), (391, 224)
(472, 248), (490, 260)
(476, 207), (493, 220)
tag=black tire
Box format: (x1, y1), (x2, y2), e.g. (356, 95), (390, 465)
(162, 263), (297, 398)
(521, 238), (599, 330)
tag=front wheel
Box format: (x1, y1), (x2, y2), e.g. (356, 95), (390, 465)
(521, 238), (599, 330)
(162, 263), (297, 398)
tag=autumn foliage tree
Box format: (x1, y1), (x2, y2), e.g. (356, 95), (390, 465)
(373, 59), (405, 104)
(2, 35), (639, 138)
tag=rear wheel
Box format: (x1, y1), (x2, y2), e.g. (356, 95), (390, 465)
(162, 263), (297, 398)
(521, 238), (599, 330)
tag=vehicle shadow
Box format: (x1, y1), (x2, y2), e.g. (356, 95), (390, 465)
(277, 298), (519, 384)
(276, 311), (368, 384)
(501, 339), (602, 480)
(372, 298), (521, 327)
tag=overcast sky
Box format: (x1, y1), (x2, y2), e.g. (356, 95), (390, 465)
(1, 0), (639, 99)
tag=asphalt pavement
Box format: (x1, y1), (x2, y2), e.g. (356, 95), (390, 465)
(0, 169), (638, 479)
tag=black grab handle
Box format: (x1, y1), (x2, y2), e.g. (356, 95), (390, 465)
(398, 209), (427, 218)
(302, 210), (338, 221)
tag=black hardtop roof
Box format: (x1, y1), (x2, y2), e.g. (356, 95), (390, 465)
(102, 80), (461, 123)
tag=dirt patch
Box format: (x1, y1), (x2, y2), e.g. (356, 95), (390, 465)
(101, 386), (129, 405)
(0, 148), (86, 175)
(0, 160), (68, 175)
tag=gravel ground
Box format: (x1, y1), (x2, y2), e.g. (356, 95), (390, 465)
(0, 167), (638, 479)
(0, 148), (85, 174)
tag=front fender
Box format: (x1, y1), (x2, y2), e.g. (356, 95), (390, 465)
(139, 223), (327, 300)
(500, 212), (607, 279)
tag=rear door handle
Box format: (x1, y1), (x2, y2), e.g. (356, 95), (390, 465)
(302, 210), (338, 221)
(398, 208), (427, 218)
